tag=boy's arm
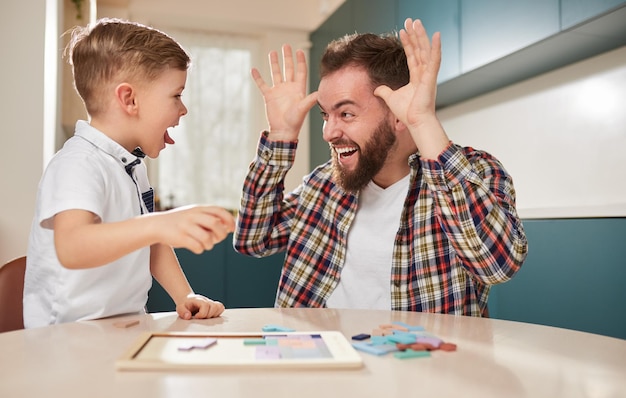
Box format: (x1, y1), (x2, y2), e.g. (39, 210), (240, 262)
(149, 243), (224, 319)
(53, 205), (235, 269)
(149, 243), (193, 307)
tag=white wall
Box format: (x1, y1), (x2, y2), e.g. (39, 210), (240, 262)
(97, 1), (315, 195)
(0, 2), (48, 264)
(439, 45), (626, 219)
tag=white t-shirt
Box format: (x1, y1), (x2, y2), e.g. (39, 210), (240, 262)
(326, 174), (410, 310)
(23, 121), (152, 328)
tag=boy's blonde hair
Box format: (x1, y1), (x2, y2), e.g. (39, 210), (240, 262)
(66, 18), (190, 116)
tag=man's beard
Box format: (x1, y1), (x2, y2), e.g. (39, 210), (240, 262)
(331, 120), (396, 192)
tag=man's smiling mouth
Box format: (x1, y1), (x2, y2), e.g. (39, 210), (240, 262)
(335, 146), (358, 158)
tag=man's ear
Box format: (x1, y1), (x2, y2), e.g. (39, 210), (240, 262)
(393, 117), (407, 134)
(115, 83), (137, 115)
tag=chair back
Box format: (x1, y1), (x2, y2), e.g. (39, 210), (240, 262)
(0, 256), (26, 332)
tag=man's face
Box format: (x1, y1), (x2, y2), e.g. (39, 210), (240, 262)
(318, 66), (396, 192)
(330, 119), (396, 192)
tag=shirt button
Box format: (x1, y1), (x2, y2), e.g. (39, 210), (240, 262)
(121, 157), (127, 163)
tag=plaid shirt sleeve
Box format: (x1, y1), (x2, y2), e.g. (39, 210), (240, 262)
(420, 142), (528, 285)
(233, 132), (298, 257)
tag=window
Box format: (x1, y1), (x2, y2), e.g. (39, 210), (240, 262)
(156, 30), (259, 211)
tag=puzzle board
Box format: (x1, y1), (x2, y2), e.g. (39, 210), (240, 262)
(116, 331), (363, 371)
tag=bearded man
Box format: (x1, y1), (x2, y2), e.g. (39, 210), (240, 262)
(233, 19), (528, 316)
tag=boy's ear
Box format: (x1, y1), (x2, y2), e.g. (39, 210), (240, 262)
(115, 83), (137, 115)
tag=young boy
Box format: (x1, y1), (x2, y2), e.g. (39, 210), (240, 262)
(23, 18), (235, 328)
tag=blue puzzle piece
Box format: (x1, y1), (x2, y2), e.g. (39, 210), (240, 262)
(352, 342), (399, 356)
(262, 324), (295, 332)
(387, 334), (417, 345)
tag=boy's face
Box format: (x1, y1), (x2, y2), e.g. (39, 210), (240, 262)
(134, 68), (188, 158)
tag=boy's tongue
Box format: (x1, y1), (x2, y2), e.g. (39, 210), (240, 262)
(165, 130), (175, 145)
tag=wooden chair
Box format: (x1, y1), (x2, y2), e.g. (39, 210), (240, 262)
(0, 256), (26, 332)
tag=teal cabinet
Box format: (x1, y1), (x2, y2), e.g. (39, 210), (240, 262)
(460, 0), (560, 73)
(561, 0), (626, 29)
(353, 0), (398, 34)
(146, 237), (284, 311)
(489, 218), (626, 340)
(310, 0), (625, 111)
(398, 0), (461, 83)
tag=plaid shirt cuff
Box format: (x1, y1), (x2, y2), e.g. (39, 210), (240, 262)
(258, 131), (298, 167)
(420, 142), (473, 192)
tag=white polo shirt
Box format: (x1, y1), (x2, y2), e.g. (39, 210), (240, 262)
(24, 120), (152, 328)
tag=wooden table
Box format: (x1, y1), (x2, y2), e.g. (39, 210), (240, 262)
(1, 308), (624, 397)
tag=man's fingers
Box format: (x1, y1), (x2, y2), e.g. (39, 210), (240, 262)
(295, 49), (308, 90)
(269, 50), (282, 86)
(282, 44), (294, 82)
(298, 92), (320, 115)
(373, 85), (393, 102)
(251, 68), (269, 92)
(431, 32), (442, 72)
(413, 20), (432, 59)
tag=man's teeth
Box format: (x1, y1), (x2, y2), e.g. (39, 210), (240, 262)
(336, 147), (358, 157)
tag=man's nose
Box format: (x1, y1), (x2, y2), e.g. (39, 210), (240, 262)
(322, 118), (341, 142)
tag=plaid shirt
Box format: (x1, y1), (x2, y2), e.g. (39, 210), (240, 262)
(234, 132), (528, 316)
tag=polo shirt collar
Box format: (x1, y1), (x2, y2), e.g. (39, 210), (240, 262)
(74, 120), (143, 169)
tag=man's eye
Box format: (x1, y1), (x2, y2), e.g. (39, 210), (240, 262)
(320, 111), (328, 120)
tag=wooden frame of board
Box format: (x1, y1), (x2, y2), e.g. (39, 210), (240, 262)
(116, 331), (364, 371)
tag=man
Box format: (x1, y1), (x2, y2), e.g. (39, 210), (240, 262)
(233, 18), (528, 316)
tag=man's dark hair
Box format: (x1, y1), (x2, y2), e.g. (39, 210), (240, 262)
(320, 32), (409, 90)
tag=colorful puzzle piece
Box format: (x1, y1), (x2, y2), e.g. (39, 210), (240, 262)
(349, 322), (457, 359)
(394, 349), (431, 359)
(351, 333), (371, 341)
(262, 324), (295, 332)
(253, 334), (332, 360)
(352, 341), (399, 356)
(178, 337), (218, 351)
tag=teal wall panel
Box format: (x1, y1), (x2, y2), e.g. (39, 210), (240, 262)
(489, 218), (626, 340)
(146, 237), (284, 312)
(225, 250), (284, 308)
(147, 221), (626, 340)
